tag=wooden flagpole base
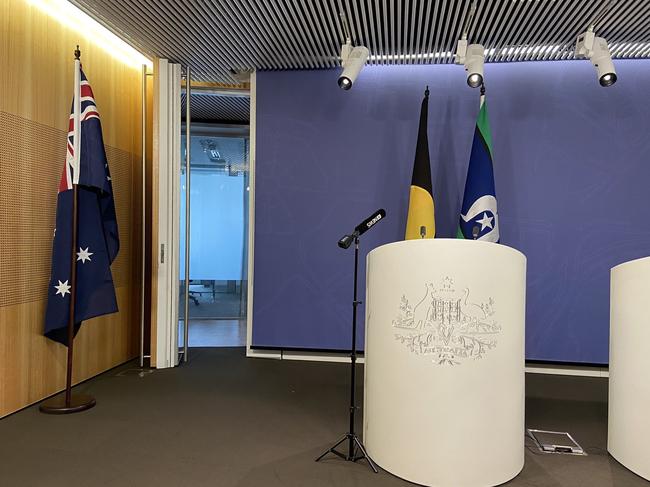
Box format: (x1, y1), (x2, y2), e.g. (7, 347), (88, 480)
(39, 393), (96, 415)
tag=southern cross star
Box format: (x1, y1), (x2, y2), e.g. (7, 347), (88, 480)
(476, 212), (494, 231)
(77, 247), (93, 263)
(55, 280), (71, 297)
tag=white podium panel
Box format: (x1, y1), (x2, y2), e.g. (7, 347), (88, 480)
(608, 256), (650, 481)
(364, 239), (526, 487)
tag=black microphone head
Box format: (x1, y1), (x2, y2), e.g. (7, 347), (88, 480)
(338, 234), (355, 249)
(355, 208), (386, 236)
(472, 225), (480, 239)
(420, 225), (426, 238)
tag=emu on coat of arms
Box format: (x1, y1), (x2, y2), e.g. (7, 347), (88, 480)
(392, 276), (500, 365)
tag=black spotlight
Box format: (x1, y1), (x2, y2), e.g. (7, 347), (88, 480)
(599, 72), (617, 87)
(338, 76), (352, 90)
(467, 73), (483, 88)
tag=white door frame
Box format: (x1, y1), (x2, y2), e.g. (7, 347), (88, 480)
(154, 68), (272, 363)
(245, 71), (281, 359)
(154, 59), (182, 368)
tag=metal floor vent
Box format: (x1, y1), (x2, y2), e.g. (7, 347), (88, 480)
(115, 368), (154, 378)
(527, 429), (586, 455)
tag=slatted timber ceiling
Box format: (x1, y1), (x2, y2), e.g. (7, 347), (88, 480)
(181, 94), (250, 123)
(73, 0), (650, 84)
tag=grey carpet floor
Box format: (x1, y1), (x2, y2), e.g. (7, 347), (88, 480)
(0, 348), (647, 487)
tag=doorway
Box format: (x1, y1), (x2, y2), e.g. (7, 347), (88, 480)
(179, 125), (249, 348)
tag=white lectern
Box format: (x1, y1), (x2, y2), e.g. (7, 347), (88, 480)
(364, 239), (526, 487)
(608, 256), (650, 481)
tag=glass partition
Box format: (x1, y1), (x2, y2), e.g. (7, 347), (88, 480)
(179, 131), (249, 347)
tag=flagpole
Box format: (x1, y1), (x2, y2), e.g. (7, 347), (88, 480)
(65, 46), (82, 407)
(40, 46), (96, 414)
(140, 63), (147, 368)
(182, 65), (191, 363)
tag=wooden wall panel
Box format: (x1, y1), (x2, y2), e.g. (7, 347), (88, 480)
(0, 0), (144, 417)
(0, 287), (134, 415)
(0, 113), (63, 307)
(0, 1), (140, 153)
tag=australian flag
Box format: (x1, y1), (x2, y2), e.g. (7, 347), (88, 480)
(44, 69), (119, 346)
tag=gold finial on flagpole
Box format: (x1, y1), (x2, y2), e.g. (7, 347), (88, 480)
(74, 45), (81, 60)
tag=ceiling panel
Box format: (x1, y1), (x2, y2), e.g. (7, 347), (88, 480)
(72, 0), (650, 83)
(71, 0), (650, 122)
(181, 93), (250, 124)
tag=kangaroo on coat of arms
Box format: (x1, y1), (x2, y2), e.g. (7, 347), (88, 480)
(393, 277), (500, 365)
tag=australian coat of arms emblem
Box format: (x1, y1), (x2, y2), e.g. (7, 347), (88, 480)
(392, 276), (500, 365)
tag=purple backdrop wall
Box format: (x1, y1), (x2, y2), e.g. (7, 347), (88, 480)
(252, 60), (650, 364)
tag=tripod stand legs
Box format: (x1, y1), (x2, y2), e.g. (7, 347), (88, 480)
(316, 237), (377, 474)
(315, 434), (348, 462)
(352, 436), (378, 472)
(315, 433), (378, 473)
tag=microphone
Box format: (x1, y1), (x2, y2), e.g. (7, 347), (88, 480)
(420, 226), (426, 239)
(472, 225), (480, 240)
(338, 209), (386, 249)
(353, 208), (386, 237)
(338, 234), (355, 249)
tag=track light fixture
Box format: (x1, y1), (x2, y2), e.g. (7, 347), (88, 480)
(575, 30), (617, 87)
(455, 40), (485, 88)
(339, 42), (369, 90)
(454, 1), (484, 89)
(337, 12), (368, 90)
(575, 1), (617, 87)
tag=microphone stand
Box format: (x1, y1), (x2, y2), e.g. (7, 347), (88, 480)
(315, 235), (378, 473)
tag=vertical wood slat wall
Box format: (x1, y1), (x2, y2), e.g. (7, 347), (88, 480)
(0, 0), (144, 417)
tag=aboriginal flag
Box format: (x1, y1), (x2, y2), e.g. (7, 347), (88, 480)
(405, 90), (435, 240)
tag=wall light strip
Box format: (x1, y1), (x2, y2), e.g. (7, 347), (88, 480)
(27, 0), (152, 69)
(610, 42), (650, 58)
(362, 40), (648, 65)
(368, 46), (566, 63)
(486, 45), (562, 57)
(369, 51), (454, 62)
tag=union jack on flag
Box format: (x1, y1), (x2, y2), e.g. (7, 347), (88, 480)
(44, 69), (120, 346)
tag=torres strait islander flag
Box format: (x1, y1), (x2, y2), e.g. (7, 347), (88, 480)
(44, 69), (120, 346)
(457, 94), (499, 242)
(405, 89), (435, 240)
